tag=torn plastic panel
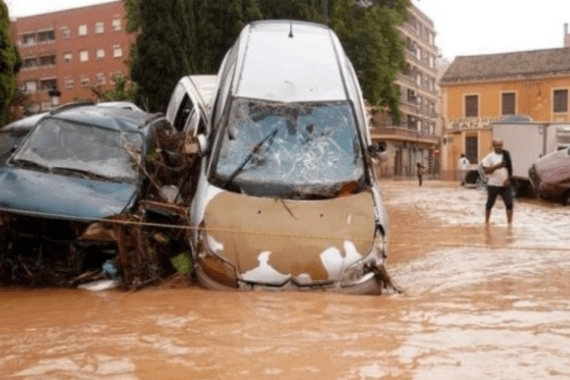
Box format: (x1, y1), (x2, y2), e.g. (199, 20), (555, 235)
(211, 98), (366, 198)
(12, 118), (144, 182)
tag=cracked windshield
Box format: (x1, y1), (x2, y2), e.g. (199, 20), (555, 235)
(214, 99), (364, 197)
(13, 118), (143, 182)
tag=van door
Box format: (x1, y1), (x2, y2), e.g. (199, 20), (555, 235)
(165, 76), (215, 137)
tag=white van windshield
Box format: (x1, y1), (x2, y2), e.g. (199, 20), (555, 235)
(212, 98), (366, 198)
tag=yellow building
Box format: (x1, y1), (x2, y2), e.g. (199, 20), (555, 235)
(440, 47), (570, 179)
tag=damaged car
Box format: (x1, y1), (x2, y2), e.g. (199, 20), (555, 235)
(0, 102), (173, 278)
(187, 20), (391, 294)
(529, 146), (570, 205)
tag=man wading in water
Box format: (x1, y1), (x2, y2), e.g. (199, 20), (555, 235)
(481, 138), (513, 224)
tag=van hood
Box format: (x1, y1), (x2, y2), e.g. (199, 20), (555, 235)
(202, 189), (376, 286)
(0, 167), (138, 221)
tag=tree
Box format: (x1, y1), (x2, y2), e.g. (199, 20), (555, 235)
(329, 0), (408, 123)
(91, 73), (138, 102)
(127, 0), (408, 120)
(130, 0), (196, 112)
(0, 0), (20, 126)
(129, 0), (261, 112)
(192, 0), (262, 73)
(256, 0), (320, 21)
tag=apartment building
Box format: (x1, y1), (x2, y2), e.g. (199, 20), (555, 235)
(9, 1), (132, 114)
(440, 47), (570, 179)
(371, 3), (440, 177)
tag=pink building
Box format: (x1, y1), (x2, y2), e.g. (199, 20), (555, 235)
(10, 1), (134, 113)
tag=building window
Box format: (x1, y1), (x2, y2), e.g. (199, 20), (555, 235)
(21, 33), (36, 46)
(39, 79), (57, 91)
(37, 29), (55, 43)
(79, 50), (89, 62)
(39, 55), (56, 66)
(502, 92), (516, 115)
(61, 27), (71, 39)
(78, 24), (88, 36)
(465, 95), (478, 117)
(96, 73), (106, 85)
(95, 22), (104, 34)
(96, 48), (105, 60)
(22, 57), (37, 69)
(80, 76), (90, 87)
(553, 89), (568, 113)
(63, 52), (72, 63)
(65, 78), (74, 89)
(113, 45), (123, 58)
(24, 80), (37, 94)
(112, 19), (121, 31)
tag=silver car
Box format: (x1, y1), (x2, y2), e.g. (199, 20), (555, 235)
(181, 20), (390, 294)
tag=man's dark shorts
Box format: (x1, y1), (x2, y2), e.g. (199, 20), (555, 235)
(486, 185), (513, 210)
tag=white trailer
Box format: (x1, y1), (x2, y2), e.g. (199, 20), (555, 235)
(491, 117), (570, 195)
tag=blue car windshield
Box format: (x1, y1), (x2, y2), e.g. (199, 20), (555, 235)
(12, 118), (144, 182)
(212, 98), (365, 198)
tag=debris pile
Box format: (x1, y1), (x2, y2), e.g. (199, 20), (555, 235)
(0, 127), (202, 290)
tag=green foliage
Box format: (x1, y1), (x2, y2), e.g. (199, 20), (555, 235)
(130, 0), (196, 112)
(103, 73), (138, 102)
(0, 0), (20, 126)
(256, 0), (321, 21)
(193, 0), (262, 73)
(170, 251), (193, 274)
(127, 0), (408, 120)
(329, 0), (408, 123)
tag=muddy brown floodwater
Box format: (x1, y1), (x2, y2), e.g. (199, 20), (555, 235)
(1, 180), (570, 379)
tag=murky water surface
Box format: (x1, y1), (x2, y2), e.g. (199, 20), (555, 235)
(1, 180), (570, 379)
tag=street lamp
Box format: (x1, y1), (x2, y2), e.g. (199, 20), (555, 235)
(48, 87), (61, 109)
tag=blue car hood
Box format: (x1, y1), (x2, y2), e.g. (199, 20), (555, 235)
(0, 167), (139, 221)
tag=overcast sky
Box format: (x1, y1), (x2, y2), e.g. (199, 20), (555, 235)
(6, 0), (570, 61)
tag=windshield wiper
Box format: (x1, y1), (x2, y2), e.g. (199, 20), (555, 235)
(224, 128), (278, 188)
(51, 167), (122, 182)
(11, 158), (50, 172)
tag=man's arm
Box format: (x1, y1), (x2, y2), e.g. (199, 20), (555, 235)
(482, 161), (505, 174)
(503, 150), (513, 178)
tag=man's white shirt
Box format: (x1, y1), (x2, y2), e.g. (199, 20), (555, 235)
(481, 152), (508, 186)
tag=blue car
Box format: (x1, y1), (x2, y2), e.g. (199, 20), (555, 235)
(0, 102), (173, 276)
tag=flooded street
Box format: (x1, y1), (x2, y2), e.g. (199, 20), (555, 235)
(1, 180), (570, 379)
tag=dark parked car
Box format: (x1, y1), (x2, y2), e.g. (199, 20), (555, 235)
(0, 102), (173, 271)
(529, 146), (570, 205)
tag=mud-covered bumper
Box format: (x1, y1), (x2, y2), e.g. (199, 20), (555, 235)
(194, 264), (390, 295)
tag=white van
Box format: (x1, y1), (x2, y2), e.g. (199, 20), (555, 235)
(186, 20), (390, 294)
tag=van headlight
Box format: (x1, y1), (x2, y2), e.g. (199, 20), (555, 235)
(340, 227), (386, 287)
(196, 226), (238, 287)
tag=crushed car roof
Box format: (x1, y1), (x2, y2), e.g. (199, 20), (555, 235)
(49, 103), (153, 132)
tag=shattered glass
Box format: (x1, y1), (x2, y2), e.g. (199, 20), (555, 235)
(12, 118), (144, 182)
(213, 98), (365, 198)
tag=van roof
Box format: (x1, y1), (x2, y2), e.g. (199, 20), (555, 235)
(235, 20), (348, 103)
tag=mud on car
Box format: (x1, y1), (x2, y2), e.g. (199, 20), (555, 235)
(183, 21), (391, 294)
(0, 102), (175, 281)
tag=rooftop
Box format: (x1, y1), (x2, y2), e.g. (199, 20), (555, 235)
(441, 47), (570, 84)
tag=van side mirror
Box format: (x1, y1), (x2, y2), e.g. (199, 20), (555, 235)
(197, 134), (209, 157)
(367, 142), (388, 161)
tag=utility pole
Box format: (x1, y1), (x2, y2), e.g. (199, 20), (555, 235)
(322, 0), (328, 25)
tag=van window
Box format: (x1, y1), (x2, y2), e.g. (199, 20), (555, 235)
(211, 98), (365, 198)
(173, 94), (194, 132)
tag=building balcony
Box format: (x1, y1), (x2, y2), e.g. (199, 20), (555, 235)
(396, 72), (417, 88)
(370, 125), (439, 145)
